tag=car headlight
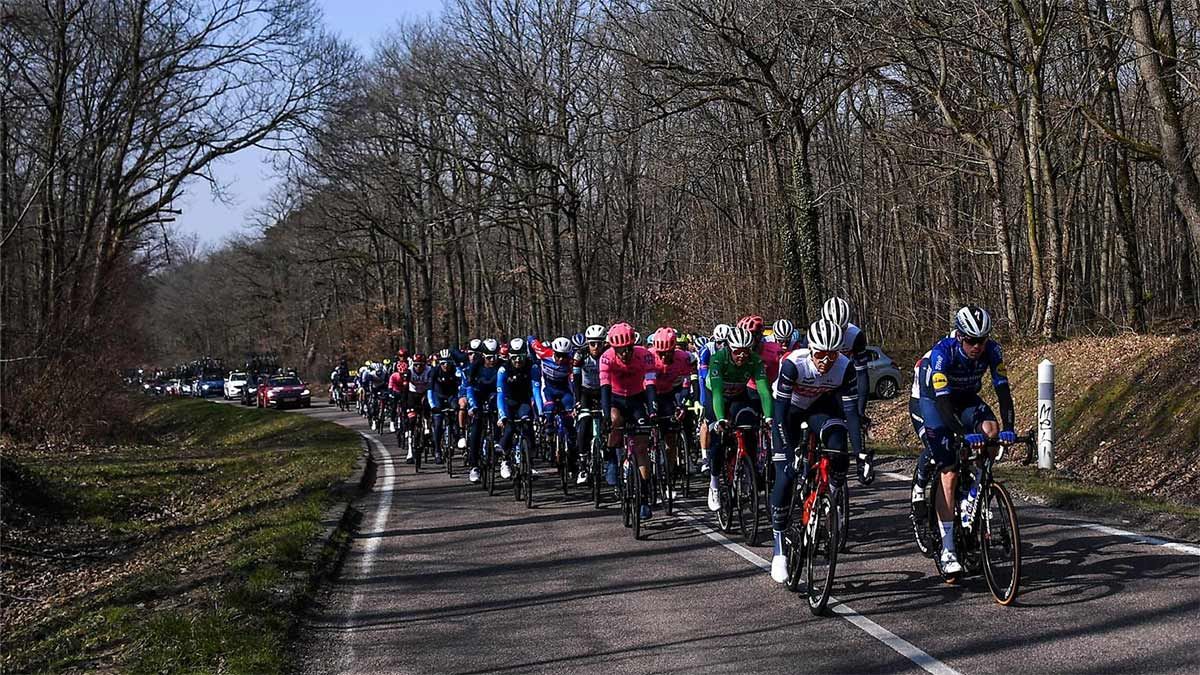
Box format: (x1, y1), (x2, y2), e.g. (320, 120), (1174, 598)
(301, 389), (310, 396)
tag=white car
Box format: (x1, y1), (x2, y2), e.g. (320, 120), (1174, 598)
(224, 372), (249, 399)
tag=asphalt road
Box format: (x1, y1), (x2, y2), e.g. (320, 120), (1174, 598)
(240, 400), (1199, 674)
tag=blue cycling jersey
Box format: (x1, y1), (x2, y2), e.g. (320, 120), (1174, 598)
(497, 362), (543, 418)
(697, 344), (715, 406)
(917, 337), (1008, 401)
(462, 361), (499, 409)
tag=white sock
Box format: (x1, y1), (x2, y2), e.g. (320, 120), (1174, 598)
(710, 475), (719, 490)
(773, 530), (783, 557)
(939, 520), (955, 553)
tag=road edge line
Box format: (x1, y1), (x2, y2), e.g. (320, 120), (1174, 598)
(676, 508), (962, 675)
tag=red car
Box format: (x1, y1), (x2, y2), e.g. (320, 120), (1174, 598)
(256, 376), (312, 409)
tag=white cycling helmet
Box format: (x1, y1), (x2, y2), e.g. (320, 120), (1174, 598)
(481, 338), (499, 354)
(584, 324), (606, 340)
(508, 337), (526, 354)
(822, 297), (851, 329)
(727, 326), (755, 349)
(713, 323), (732, 342)
(772, 319), (794, 343)
(806, 319), (844, 352)
(468, 338), (482, 351)
(551, 336), (572, 354)
(955, 305), (992, 338)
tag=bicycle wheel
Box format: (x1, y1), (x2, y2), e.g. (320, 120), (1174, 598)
(413, 428), (422, 473)
(838, 480), (850, 552)
(715, 473), (733, 533)
(558, 432), (569, 496)
(980, 481), (1021, 605)
(735, 455), (760, 545)
(805, 493), (839, 615)
(591, 439), (603, 509)
(524, 437), (534, 509)
(633, 464), (643, 540)
(664, 452), (676, 516)
(621, 460), (632, 528)
(677, 429), (692, 499)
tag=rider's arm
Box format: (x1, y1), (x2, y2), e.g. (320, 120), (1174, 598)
(852, 331), (870, 416)
(697, 349), (710, 406)
(600, 353), (613, 420)
(570, 355), (582, 398)
(708, 354), (727, 421)
(426, 386), (437, 409)
(530, 338), (553, 360)
(753, 358), (773, 420)
(495, 367), (509, 420)
(532, 363), (544, 415)
(464, 369), (478, 410)
(989, 344), (1015, 432)
(643, 366), (658, 415)
(839, 364), (865, 458)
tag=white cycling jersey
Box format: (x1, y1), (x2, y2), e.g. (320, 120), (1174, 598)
(773, 348), (853, 410)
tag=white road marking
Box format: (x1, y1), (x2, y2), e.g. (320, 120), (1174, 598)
(880, 471), (1200, 556)
(676, 509), (962, 675)
(347, 433), (395, 618)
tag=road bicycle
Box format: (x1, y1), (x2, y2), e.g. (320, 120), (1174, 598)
(618, 418), (655, 540)
(508, 416), (535, 508)
(577, 407), (606, 508)
(783, 425), (848, 615)
(714, 410), (768, 545)
(911, 433), (1031, 605)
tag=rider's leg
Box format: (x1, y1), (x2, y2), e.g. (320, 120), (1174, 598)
(703, 399), (720, 492)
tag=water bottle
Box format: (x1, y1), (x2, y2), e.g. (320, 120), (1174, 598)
(960, 467), (982, 531)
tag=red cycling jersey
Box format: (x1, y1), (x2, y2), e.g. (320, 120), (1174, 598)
(388, 371), (407, 393)
(600, 346), (657, 396)
(747, 340), (783, 392)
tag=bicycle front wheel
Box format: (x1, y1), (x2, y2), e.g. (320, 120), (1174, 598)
(805, 493), (839, 615)
(524, 438), (534, 509)
(981, 481), (1021, 605)
(735, 455), (760, 545)
(633, 465), (643, 541)
(838, 481), (850, 552)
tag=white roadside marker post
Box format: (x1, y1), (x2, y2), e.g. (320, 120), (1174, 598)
(1037, 359), (1055, 470)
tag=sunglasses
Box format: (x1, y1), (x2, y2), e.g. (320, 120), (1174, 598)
(615, 345), (633, 354)
(812, 350), (839, 363)
(962, 336), (987, 347)
(731, 348), (751, 358)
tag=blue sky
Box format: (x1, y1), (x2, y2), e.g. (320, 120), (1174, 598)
(174, 0), (444, 246)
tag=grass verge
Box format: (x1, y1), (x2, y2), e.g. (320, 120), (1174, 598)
(1, 398), (361, 673)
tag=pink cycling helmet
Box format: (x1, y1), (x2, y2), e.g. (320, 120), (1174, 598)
(652, 327), (677, 353)
(607, 323), (636, 348)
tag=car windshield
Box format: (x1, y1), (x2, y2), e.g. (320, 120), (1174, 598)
(269, 377), (303, 386)
(229, 372), (247, 380)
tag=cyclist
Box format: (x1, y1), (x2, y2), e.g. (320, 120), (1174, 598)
(912, 305), (1015, 576)
(705, 326), (773, 512)
(531, 336), (578, 478)
(821, 296), (875, 484)
(649, 327), (696, 486)
(463, 338), (502, 484)
(497, 338), (542, 480)
(428, 350), (461, 464)
(768, 319), (865, 583)
(697, 323), (732, 473)
(403, 354), (433, 463)
(386, 359), (406, 434)
(600, 323), (658, 520)
(572, 324), (606, 485)
(771, 319), (797, 351)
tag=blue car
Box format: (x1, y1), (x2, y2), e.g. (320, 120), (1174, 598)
(193, 374), (225, 398)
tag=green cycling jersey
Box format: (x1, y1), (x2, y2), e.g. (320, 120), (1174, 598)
(705, 347), (773, 421)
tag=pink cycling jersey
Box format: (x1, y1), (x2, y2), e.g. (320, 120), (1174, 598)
(652, 349), (695, 394)
(747, 340), (783, 392)
(600, 346), (657, 396)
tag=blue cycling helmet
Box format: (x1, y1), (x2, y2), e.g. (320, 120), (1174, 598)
(571, 333), (586, 349)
